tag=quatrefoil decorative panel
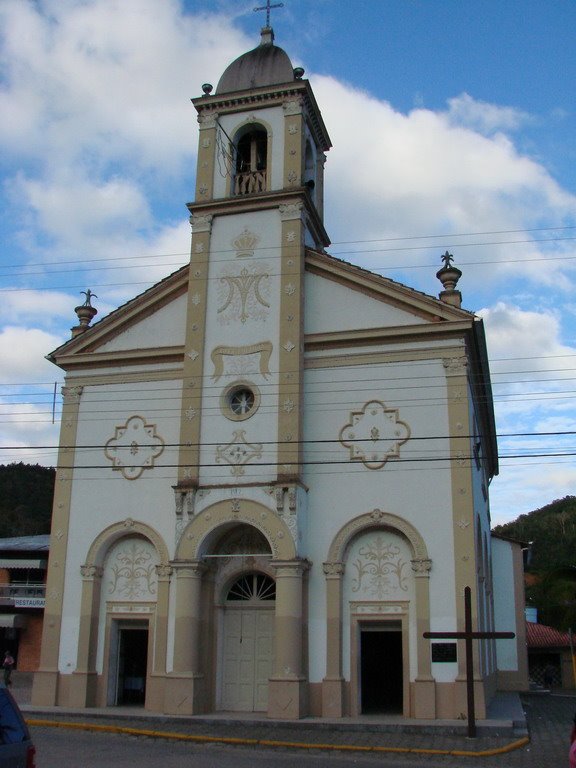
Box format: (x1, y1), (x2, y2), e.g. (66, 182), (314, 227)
(104, 415), (165, 480)
(339, 400), (410, 470)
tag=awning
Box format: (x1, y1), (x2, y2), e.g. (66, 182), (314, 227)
(0, 614), (28, 629)
(0, 558), (47, 569)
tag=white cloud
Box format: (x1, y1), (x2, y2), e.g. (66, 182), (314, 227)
(445, 93), (531, 134)
(0, 327), (64, 383)
(0, 290), (74, 326)
(315, 77), (576, 296)
(0, 0), (249, 171)
(15, 171), (152, 247)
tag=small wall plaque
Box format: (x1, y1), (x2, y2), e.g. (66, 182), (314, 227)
(431, 642), (457, 663)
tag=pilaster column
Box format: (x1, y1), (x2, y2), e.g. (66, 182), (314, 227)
(69, 564), (103, 707)
(412, 557), (436, 718)
(172, 561), (206, 673)
(321, 561), (345, 717)
(267, 559), (309, 719)
(164, 560), (207, 715)
(153, 565), (172, 675)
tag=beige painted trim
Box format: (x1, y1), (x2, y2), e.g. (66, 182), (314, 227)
(305, 345), (464, 370)
(328, 509), (430, 563)
(277, 204), (304, 482)
(32, 385), (83, 706)
(188, 187), (329, 249)
(50, 347), (184, 372)
(175, 499), (297, 561)
(444, 356), (479, 683)
(283, 105), (303, 189)
(84, 520), (170, 567)
(192, 79), (331, 152)
(305, 323), (472, 352)
(56, 370), (184, 388)
(177, 215), (212, 486)
(196, 122), (217, 201)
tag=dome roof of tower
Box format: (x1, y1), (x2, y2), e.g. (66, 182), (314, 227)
(216, 29), (296, 94)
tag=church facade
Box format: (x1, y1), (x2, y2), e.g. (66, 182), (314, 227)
(32, 26), (527, 719)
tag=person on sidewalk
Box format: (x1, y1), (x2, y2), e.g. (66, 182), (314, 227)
(2, 651), (14, 686)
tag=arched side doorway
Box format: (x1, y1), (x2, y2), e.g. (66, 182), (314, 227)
(71, 521), (170, 711)
(322, 509), (435, 719)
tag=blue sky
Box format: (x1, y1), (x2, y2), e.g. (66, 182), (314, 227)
(1, 0), (575, 525)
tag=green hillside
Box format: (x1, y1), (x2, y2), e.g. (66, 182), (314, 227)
(0, 462), (55, 538)
(494, 496), (576, 630)
(493, 496), (576, 571)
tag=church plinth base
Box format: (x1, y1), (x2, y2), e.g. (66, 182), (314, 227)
(68, 670), (98, 707)
(163, 674), (205, 715)
(454, 678), (487, 720)
(321, 677), (345, 717)
(412, 678), (436, 719)
(31, 669), (59, 706)
(267, 677), (308, 719)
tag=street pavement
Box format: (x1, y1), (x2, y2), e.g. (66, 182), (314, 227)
(10, 674), (576, 766)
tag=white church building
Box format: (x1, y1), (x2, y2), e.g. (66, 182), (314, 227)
(32, 23), (528, 720)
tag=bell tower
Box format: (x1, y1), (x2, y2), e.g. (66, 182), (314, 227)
(176, 25), (331, 496)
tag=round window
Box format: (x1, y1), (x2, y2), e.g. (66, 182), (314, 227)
(221, 381), (260, 421)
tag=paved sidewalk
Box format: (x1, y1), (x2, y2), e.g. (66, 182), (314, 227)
(10, 674), (576, 765)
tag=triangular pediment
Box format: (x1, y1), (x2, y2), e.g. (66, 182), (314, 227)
(305, 249), (473, 337)
(48, 265), (189, 370)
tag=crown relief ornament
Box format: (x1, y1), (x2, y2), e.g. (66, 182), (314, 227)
(232, 228), (260, 258)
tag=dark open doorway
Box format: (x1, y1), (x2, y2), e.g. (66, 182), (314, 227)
(360, 624), (403, 714)
(117, 628), (148, 705)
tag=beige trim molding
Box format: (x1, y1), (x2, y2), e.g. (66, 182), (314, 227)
(84, 520), (170, 568)
(328, 509), (429, 564)
(175, 499), (296, 561)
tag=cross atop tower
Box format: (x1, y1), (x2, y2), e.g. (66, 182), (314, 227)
(253, 0), (284, 28)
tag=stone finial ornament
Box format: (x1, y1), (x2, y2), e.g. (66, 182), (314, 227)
(71, 289), (98, 337)
(436, 252), (463, 308)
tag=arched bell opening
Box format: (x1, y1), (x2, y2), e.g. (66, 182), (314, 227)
(233, 124), (268, 195)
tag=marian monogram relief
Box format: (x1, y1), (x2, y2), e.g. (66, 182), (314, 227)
(217, 228), (270, 325)
(106, 538), (158, 600)
(339, 400), (410, 470)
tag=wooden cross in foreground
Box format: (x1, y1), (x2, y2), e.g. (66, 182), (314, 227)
(424, 586), (515, 738)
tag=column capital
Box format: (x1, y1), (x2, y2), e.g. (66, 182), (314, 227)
(411, 558), (432, 576)
(323, 561), (345, 577)
(271, 558), (310, 576)
(172, 559), (208, 577)
(80, 564), (103, 580)
(155, 564), (173, 579)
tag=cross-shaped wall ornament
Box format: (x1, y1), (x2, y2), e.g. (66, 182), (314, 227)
(254, 0), (284, 27)
(424, 586), (515, 738)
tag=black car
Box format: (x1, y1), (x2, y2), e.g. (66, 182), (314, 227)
(0, 686), (36, 767)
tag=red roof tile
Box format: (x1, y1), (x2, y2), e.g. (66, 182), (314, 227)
(526, 621), (571, 648)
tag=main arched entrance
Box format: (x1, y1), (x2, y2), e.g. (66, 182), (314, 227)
(220, 572), (276, 711)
